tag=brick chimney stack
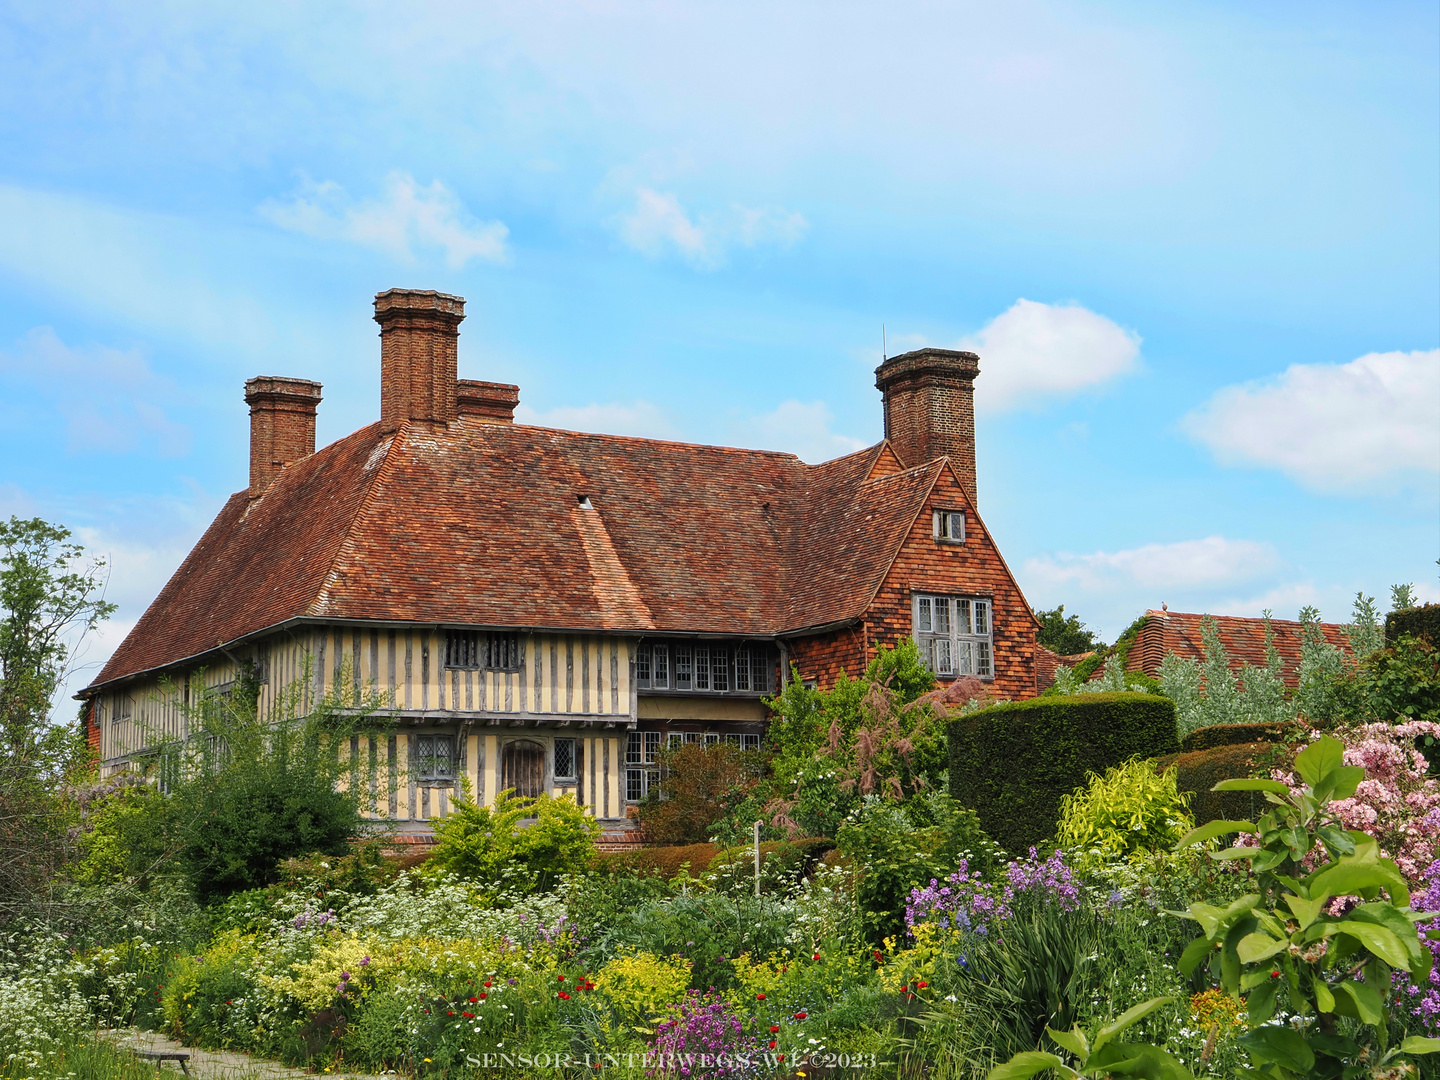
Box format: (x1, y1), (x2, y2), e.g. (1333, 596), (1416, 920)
(245, 376), (322, 500)
(457, 379), (520, 423)
(374, 289), (465, 432)
(875, 347), (981, 505)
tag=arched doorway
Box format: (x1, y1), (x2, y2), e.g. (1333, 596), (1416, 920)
(501, 739), (545, 799)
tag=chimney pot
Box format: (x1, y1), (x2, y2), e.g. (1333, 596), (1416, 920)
(374, 288), (465, 431)
(875, 348), (980, 505)
(244, 376), (322, 499)
(457, 379), (520, 423)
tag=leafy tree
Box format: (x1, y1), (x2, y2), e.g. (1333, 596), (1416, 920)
(0, 517), (113, 923)
(1034, 605), (1105, 656)
(427, 788), (598, 898)
(0, 516), (114, 764)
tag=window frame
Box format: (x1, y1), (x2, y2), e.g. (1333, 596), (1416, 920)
(553, 737), (577, 781)
(932, 508), (966, 544)
(912, 592), (994, 679)
(414, 733), (458, 784)
(635, 641), (770, 695)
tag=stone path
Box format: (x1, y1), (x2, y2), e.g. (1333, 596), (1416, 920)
(102, 1029), (388, 1080)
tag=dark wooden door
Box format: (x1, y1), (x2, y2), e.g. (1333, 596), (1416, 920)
(501, 740), (544, 799)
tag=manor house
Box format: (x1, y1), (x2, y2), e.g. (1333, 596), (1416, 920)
(80, 289), (1040, 836)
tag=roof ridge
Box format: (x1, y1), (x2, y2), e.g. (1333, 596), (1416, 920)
(309, 426), (401, 617)
(514, 422), (806, 462)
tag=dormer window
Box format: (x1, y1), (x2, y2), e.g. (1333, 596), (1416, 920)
(933, 509), (965, 543)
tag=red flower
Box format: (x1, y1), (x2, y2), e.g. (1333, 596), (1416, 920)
(794, 1012), (807, 1020)
(756, 993), (766, 1000)
(917, 981), (928, 989)
(468, 997), (478, 1003)
(872, 950), (882, 962)
(558, 975), (566, 981)
(900, 985), (909, 993)
(558, 990), (571, 1000)
(479, 992), (487, 1000)
(769, 1025), (779, 1033)
(447, 1010), (454, 1016)
(462, 1011), (474, 1018)
(1271, 970), (1281, 978)
(813, 954), (820, 961)
(768, 1040), (777, 1049)
(776, 1054), (785, 1062)
(484, 981), (492, 987)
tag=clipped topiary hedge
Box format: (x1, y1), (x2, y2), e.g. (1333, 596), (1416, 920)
(1180, 722), (1296, 754)
(1387, 604), (1440, 646)
(1155, 741), (1293, 826)
(948, 692), (1179, 856)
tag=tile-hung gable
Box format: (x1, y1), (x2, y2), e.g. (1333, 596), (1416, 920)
(82, 289), (1040, 838)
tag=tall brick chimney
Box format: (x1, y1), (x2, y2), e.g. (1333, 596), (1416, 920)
(374, 289), (465, 432)
(457, 379), (520, 423)
(875, 348), (980, 505)
(245, 376), (322, 499)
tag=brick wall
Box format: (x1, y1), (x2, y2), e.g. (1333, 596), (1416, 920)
(375, 289), (464, 432)
(245, 377), (322, 497)
(788, 464), (1037, 700)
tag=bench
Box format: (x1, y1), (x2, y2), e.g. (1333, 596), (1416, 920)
(132, 1050), (191, 1076)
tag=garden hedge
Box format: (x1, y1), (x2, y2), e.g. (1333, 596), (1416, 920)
(1387, 604), (1440, 646)
(948, 692), (1179, 855)
(1155, 741), (1292, 826)
(591, 843), (719, 878)
(1180, 722), (1296, 754)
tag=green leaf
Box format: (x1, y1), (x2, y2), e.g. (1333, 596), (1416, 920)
(1313, 765), (1365, 804)
(1045, 1026), (1089, 1060)
(985, 1052), (1075, 1080)
(1238, 1025), (1315, 1074)
(1092, 996), (1176, 1054)
(1347, 903), (1428, 970)
(1307, 1032), (1360, 1059)
(1399, 1036), (1440, 1055)
(1283, 894), (1326, 930)
(1314, 979), (1335, 1013)
(1295, 735), (1345, 787)
(1237, 932), (1288, 964)
(1086, 1042), (1195, 1080)
(1176, 819), (1257, 849)
(1331, 979), (1384, 1025)
(1331, 919), (1411, 968)
(1210, 847), (1260, 862)
(1178, 935), (1214, 977)
(1212, 778), (1293, 794)
(1246, 977), (1279, 1025)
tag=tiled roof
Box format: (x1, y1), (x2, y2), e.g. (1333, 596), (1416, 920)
(91, 422), (948, 688)
(1035, 646), (1094, 691)
(1126, 610), (1353, 688)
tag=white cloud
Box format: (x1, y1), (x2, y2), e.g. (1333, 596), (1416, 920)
(1182, 350), (1440, 491)
(0, 327), (189, 457)
(959, 299), (1141, 411)
(260, 173), (509, 268)
(615, 188), (807, 270)
(513, 400), (680, 440)
(1024, 536), (1280, 595)
(733, 400), (868, 464)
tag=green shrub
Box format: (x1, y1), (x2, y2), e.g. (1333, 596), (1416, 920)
(1155, 741), (1289, 826)
(948, 692), (1179, 856)
(1180, 721), (1295, 753)
(1386, 602), (1440, 645)
(74, 780), (173, 886)
(708, 837), (836, 894)
(161, 930), (269, 1049)
(1055, 758), (1193, 870)
(426, 789), (598, 897)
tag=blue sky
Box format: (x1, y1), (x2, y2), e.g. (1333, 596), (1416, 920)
(0, 1), (1435, 702)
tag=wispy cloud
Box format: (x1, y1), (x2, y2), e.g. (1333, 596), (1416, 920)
(513, 400), (680, 439)
(1182, 349), (1440, 492)
(615, 188), (807, 269)
(961, 299), (1141, 411)
(0, 327), (189, 457)
(1024, 536), (1279, 595)
(732, 400), (868, 463)
(261, 173), (510, 268)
